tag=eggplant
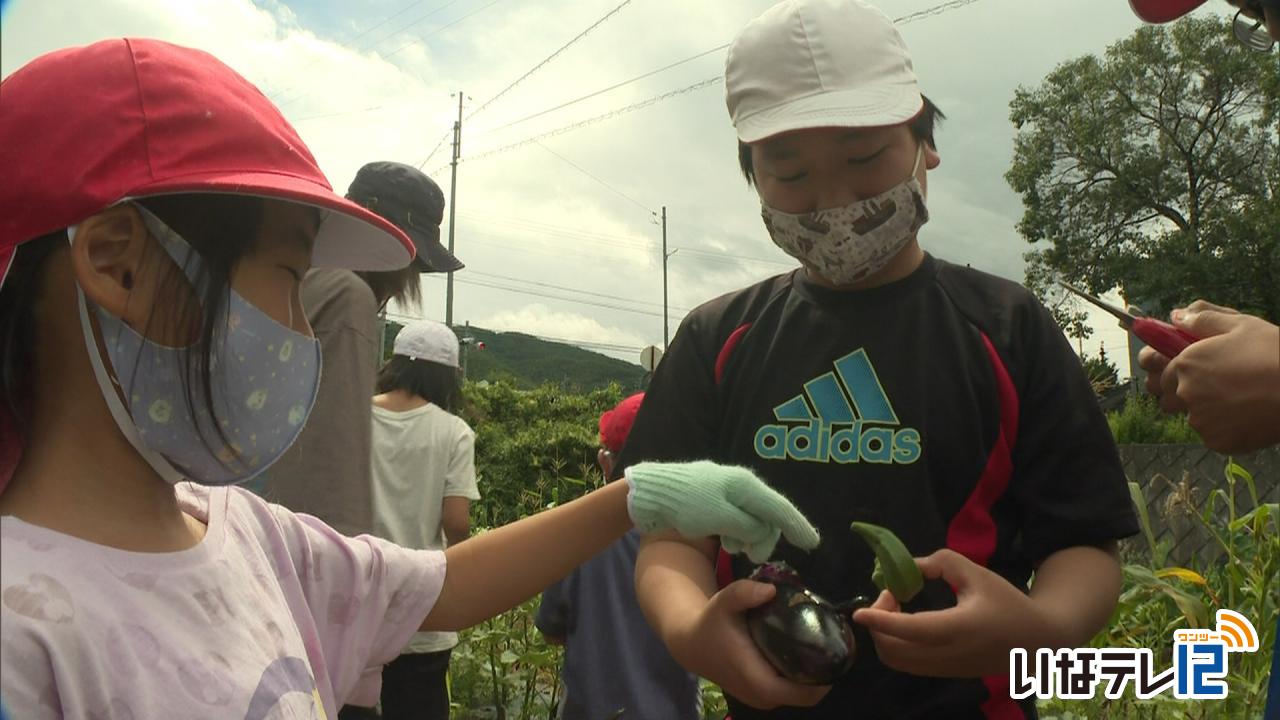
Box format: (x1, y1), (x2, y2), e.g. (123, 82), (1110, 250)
(745, 562), (865, 685)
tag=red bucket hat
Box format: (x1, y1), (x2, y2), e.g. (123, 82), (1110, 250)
(0, 38), (418, 490)
(1128, 0), (1211, 23)
(0, 37), (416, 290)
(599, 393), (645, 453)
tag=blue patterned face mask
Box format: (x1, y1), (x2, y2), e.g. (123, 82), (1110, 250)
(72, 204), (322, 486)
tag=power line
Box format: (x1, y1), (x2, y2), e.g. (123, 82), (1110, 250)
(465, 0), (633, 121)
(466, 269), (690, 312)
(485, 44), (730, 134)
(893, 0), (983, 24)
(675, 246), (794, 268)
(456, 210), (657, 248)
(456, 209), (795, 266)
(292, 105), (385, 124)
(421, 273), (685, 319)
(349, 0), (465, 54)
(273, 0), (466, 108)
(419, 0), (984, 172)
(462, 232), (794, 277)
(535, 141), (654, 214)
(343, 0), (434, 46)
(464, 0), (982, 140)
(460, 217), (656, 256)
(461, 234), (654, 267)
(430, 77), (723, 174)
(418, 128), (455, 169)
(280, 0), (984, 154)
(454, 210), (795, 268)
(383, 0), (508, 59)
(298, 40), (727, 131)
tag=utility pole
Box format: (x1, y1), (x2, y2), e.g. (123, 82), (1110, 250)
(461, 320), (470, 379)
(661, 206), (670, 351)
(445, 91), (463, 328)
(659, 207), (679, 351)
(377, 306), (388, 364)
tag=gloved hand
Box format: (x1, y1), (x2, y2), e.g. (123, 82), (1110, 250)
(624, 461), (819, 562)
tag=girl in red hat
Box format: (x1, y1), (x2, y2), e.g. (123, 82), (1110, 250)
(0, 39), (818, 719)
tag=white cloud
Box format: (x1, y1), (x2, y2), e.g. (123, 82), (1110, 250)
(478, 303), (650, 361)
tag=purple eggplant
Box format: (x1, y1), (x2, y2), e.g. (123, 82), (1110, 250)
(745, 562), (865, 685)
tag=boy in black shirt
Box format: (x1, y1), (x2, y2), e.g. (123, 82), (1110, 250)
(623, 0), (1140, 716)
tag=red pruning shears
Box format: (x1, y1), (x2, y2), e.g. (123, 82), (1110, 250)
(1058, 281), (1200, 358)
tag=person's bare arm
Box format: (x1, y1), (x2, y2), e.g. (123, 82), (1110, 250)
(1027, 542), (1123, 647)
(441, 496), (471, 546)
(635, 531), (720, 648)
(421, 461), (820, 639)
(422, 481), (630, 631)
(635, 531), (831, 709)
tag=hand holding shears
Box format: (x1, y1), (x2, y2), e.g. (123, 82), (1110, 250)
(1058, 282), (1200, 358)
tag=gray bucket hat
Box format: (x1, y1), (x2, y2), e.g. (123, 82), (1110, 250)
(346, 161), (464, 273)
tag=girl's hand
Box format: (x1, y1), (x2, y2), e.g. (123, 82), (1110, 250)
(852, 549), (1057, 678)
(668, 579), (832, 709)
(625, 461), (820, 562)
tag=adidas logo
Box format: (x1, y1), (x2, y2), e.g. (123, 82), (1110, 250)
(754, 349), (922, 465)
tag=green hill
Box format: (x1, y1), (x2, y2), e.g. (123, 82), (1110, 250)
(379, 321), (647, 392)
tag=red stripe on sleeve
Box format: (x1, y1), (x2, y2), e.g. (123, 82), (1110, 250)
(946, 332), (1019, 564)
(715, 547), (734, 590)
(946, 332), (1024, 719)
(713, 324), (752, 589)
(714, 323), (752, 385)
(981, 674), (1024, 720)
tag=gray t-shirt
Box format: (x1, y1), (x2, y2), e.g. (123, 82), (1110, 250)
(253, 268), (377, 537)
(536, 530), (701, 720)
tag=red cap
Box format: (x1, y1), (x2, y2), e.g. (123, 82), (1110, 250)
(1128, 0), (1210, 23)
(0, 38), (416, 291)
(599, 392), (645, 453)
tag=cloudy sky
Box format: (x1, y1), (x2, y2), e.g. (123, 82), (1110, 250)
(2, 0), (1228, 374)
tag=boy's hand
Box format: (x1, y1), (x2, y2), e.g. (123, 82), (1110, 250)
(625, 461), (820, 562)
(852, 549), (1057, 677)
(668, 579), (832, 709)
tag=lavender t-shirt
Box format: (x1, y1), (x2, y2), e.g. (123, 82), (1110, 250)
(0, 483), (445, 719)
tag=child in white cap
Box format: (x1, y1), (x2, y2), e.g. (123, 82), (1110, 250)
(365, 319), (475, 720)
(625, 1), (1138, 716)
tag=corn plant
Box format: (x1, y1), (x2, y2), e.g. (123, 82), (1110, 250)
(1040, 458), (1279, 719)
(448, 596), (563, 720)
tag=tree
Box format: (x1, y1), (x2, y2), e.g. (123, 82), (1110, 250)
(1081, 344), (1120, 398)
(1006, 16), (1280, 329)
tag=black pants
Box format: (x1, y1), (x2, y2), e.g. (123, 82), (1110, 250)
(338, 650), (453, 720)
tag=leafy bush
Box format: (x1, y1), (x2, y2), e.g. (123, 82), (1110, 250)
(1107, 393), (1201, 445)
(1039, 459), (1279, 719)
(464, 380), (625, 528)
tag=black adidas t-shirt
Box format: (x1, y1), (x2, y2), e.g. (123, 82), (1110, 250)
(617, 253), (1139, 720)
